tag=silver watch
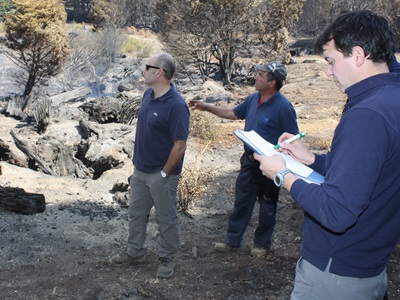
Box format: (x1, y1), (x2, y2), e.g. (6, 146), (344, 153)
(160, 170), (167, 178)
(273, 169), (292, 188)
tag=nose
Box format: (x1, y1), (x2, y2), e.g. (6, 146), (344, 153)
(326, 64), (333, 77)
(140, 65), (146, 76)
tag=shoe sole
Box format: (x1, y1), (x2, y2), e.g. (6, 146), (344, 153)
(250, 252), (266, 257)
(109, 255), (147, 267)
(157, 270), (174, 279)
(215, 247), (231, 253)
(215, 244), (239, 253)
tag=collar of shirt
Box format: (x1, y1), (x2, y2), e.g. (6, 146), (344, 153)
(149, 83), (175, 102)
(257, 91), (279, 107)
(344, 73), (400, 113)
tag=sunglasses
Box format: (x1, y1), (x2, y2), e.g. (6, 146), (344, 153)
(145, 64), (168, 74)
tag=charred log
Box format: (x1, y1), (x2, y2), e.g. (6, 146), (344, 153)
(0, 187), (45, 214)
(10, 130), (56, 176)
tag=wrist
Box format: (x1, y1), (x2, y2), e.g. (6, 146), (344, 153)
(274, 169), (293, 188)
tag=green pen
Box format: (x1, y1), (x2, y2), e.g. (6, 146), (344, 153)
(274, 132), (306, 150)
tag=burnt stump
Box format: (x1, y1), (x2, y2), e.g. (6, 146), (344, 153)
(0, 187), (46, 214)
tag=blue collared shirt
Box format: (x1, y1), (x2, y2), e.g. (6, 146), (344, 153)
(133, 84), (190, 174)
(233, 91), (298, 153)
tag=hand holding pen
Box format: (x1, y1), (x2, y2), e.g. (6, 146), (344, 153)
(274, 132), (307, 150)
(274, 132), (316, 165)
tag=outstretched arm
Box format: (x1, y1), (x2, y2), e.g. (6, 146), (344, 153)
(189, 99), (238, 120)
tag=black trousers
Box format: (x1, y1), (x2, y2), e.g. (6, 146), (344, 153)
(224, 153), (280, 249)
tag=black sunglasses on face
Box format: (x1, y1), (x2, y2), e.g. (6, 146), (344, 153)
(145, 64), (168, 74)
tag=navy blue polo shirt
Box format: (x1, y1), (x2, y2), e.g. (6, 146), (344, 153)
(233, 91), (298, 153)
(133, 84), (190, 174)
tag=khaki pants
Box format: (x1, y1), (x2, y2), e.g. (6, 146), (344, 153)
(127, 168), (180, 259)
(291, 257), (387, 300)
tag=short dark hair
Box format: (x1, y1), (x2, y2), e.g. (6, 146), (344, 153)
(265, 73), (284, 90)
(314, 10), (395, 64)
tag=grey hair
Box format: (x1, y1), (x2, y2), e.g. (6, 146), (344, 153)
(155, 53), (176, 80)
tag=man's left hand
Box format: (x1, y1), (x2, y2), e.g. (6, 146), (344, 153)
(254, 153), (287, 179)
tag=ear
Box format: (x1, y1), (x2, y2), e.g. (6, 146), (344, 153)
(352, 46), (367, 67)
(155, 68), (163, 78)
(268, 79), (277, 89)
(154, 69), (162, 78)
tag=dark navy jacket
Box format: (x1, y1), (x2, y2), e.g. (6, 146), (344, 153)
(291, 67), (400, 278)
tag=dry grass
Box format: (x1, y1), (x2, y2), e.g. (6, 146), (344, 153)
(189, 110), (220, 143)
(178, 145), (215, 212)
(123, 27), (163, 57)
(298, 117), (338, 151)
(32, 97), (51, 134)
(120, 36), (153, 57)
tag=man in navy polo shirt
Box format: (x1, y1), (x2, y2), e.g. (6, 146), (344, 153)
(189, 61), (298, 256)
(110, 53), (190, 279)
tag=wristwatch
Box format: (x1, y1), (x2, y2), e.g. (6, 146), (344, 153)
(273, 169), (292, 188)
(160, 170), (167, 178)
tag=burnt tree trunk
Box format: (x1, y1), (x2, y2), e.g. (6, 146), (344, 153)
(49, 86), (91, 107)
(0, 187), (45, 214)
(10, 130), (56, 176)
(79, 120), (99, 139)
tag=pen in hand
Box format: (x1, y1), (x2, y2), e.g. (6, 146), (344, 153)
(274, 132), (307, 150)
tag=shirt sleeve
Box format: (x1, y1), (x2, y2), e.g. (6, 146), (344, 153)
(233, 95), (252, 120)
(308, 153), (327, 175)
(169, 101), (190, 141)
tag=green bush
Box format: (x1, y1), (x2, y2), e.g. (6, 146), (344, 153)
(120, 37), (152, 57)
(0, 0), (14, 22)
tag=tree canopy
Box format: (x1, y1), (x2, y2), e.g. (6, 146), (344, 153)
(0, 0), (14, 21)
(5, 0), (70, 101)
(297, 0), (400, 45)
(155, 0), (304, 84)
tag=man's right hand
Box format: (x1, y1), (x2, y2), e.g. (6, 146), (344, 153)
(276, 132), (315, 166)
(188, 99), (207, 111)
